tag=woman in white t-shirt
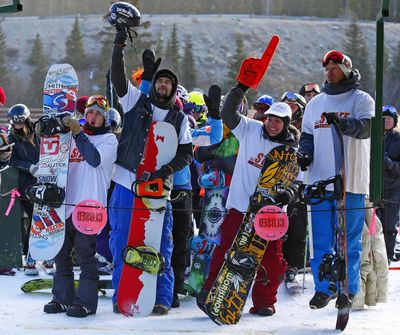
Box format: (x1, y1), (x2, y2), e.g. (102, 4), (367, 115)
(43, 95), (118, 318)
(197, 82), (299, 317)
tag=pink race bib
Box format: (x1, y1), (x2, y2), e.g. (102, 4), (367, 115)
(254, 205), (289, 241)
(72, 199), (107, 235)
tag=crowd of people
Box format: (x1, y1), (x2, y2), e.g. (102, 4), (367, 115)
(0, 21), (398, 320)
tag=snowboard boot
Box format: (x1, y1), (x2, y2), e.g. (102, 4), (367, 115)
(171, 292), (180, 308)
(335, 293), (354, 309)
(66, 304), (94, 318)
(43, 301), (68, 314)
(152, 304), (169, 315)
(196, 290), (208, 314)
(42, 260), (56, 275)
(113, 303), (120, 314)
(25, 262), (39, 276)
(249, 306), (275, 316)
(122, 245), (165, 275)
(285, 266), (298, 282)
(309, 291), (337, 309)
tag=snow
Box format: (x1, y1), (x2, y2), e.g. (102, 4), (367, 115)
(1, 268), (400, 335)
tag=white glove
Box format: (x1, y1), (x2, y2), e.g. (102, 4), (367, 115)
(29, 164), (40, 178)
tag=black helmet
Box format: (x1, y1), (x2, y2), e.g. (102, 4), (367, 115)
(108, 107), (122, 131)
(107, 2), (141, 28)
(383, 105), (398, 128)
(7, 104), (30, 125)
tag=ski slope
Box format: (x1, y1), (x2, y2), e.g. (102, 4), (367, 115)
(1, 266), (399, 335)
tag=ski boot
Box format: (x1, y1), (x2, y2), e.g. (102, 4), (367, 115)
(189, 235), (217, 256)
(122, 245), (165, 275)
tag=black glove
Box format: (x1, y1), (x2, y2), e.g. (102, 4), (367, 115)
(147, 165), (173, 181)
(323, 112), (340, 125)
(113, 25), (128, 47)
(142, 49), (162, 81)
(203, 85), (222, 120)
(296, 151), (312, 171)
(384, 153), (394, 171)
(274, 185), (297, 206)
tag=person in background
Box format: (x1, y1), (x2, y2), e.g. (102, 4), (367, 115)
(377, 105), (400, 262)
(299, 82), (320, 103)
(7, 104), (42, 276)
(253, 94), (274, 122)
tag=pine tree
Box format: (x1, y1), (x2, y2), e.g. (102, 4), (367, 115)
(343, 19), (374, 94)
(93, 27), (114, 94)
(181, 34), (197, 89)
(63, 16), (88, 70)
(28, 34), (48, 107)
(225, 33), (245, 91)
(384, 40), (400, 103)
(0, 22), (8, 85)
(164, 23), (181, 74)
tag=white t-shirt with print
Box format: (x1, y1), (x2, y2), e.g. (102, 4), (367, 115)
(301, 89), (374, 195)
(227, 116), (280, 213)
(112, 82), (192, 189)
(66, 132), (118, 219)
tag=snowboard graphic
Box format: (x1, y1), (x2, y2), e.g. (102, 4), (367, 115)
(185, 186), (228, 296)
(117, 122), (178, 317)
(205, 145), (299, 325)
(21, 278), (112, 293)
(29, 64), (78, 261)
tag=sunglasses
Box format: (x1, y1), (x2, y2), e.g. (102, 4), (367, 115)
(86, 95), (109, 110)
(322, 50), (350, 67)
(303, 83), (320, 94)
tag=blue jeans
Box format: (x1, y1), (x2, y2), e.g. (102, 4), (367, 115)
(309, 192), (364, 296)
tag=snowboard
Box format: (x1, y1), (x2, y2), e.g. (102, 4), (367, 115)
(21, 278), (112, 294)
(330, 119), (349, 331)
(29, 63), (78, 261)
(185, 186), (229, 296)
(117, 122), (178, 317)
(205, 145), (299, 325)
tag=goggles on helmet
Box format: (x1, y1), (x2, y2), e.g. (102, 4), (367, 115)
(86, 95), (109, 110)
(303, 83), (320, 94)
(253, 102), (270, 112)
(8, 115), (27, 125)
(383, 105), (397, 114)
(281, 91), (298, 103)
(184, 102), (206, 115)
(322, 50), (351, 67)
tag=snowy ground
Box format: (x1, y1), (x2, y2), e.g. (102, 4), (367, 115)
(1, 267), (400, 335)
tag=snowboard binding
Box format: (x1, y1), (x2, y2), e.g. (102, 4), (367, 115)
(198, 170), (225, 189)
(318, 253), (346, 283)
(299, 175), (342, 205)
(122, 245), (165, 275)
(250, 191), (276, 209)
(189, 235), (217, 256)
(225, 249), (257, 281)
(34, 114), (70, 137)
(25, 183), (65, 208)
(131, 172), (172, 199)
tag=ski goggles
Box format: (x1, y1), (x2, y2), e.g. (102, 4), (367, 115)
(322, 50), (350, 67)
(8, 115), (26, 125)
(382, 105), (397, 114)
(183, 102), (206, 115)
(281, 91), (298, 103)
(253, 102), (269, 112)
(303, 83), (320, 94)
(86, 95), (109, 111)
